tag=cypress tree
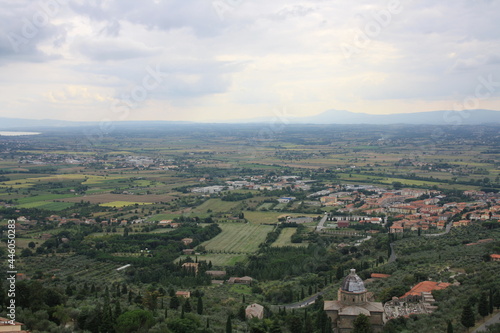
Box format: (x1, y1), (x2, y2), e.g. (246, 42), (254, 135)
(169, 295), (180, 310)
(303, 310), (313, 333)
(494, 290), (500, 309)
(226, 314), (232, 333)
(325, 316), (332, 333)
(114, 300), (122, 319)
(336, 266), (343, 280)
(183, 298), (192, 313)
(447, 320), (453, 333)
(238, 305), (246, 321)
(479, 293), (489, 317)
(197, 297), (203, 315)
(461, 305), (475, 329)
(489, 289), (494, 314)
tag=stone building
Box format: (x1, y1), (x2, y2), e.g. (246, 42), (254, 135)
(245, 303), (264, 319)
(324, 269), (385, 332)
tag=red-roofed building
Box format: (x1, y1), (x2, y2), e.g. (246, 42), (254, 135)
(491, 254), (500, 262)
(0, 317), (29, 332)
(400, 281), (451, 301)
(371, 273), (391, 279)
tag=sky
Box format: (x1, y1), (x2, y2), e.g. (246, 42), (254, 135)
(1, 0), (500, 122)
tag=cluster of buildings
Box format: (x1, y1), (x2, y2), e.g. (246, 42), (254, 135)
(192, 175), (313, 195)
(312, 186), (500, 233)
(325, 270), (457, 332)
(383, 281), (452, 320)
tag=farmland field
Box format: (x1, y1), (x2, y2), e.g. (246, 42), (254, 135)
(100, 201), (154, 208)
(17, 201), (75, 211)
(62, 193), (173, 204)
(271, 228), (307, 247)
(243, 211), (319, 225)
(192, 199), (242, 214)
(201, 223), (274, 253)
(257, 202), (275, 211)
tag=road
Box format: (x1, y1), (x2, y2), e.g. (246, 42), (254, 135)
(273, 287), (332, 310)
(315, 213), (328, 232)
(388, 243), (397, 263)
(473, 311), (500, 332)
(424, 221), (453, 237)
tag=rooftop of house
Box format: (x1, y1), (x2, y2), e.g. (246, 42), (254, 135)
(401, 281), (451, 299)
(371, 273), (391, 279)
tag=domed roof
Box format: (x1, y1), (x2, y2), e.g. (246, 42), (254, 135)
(341, 269), (366, 293)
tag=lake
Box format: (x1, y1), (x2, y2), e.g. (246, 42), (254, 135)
(0, 131), (41, 136)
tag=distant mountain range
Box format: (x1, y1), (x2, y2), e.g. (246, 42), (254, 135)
(236, 109), (500, 125)
(1, 109), (499, 129)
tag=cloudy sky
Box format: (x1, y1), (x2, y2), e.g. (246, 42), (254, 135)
(1, 0), (500, 122)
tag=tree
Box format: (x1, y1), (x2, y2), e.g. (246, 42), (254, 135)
(226, 314), (232, 333)
(28, 241), (36, 249)
(166, 317), (200, 333)
(183, 298), (192, 313)
(493, 290), (500, 309)
(352, 314), (373, 333)
(479, 293), (489, 317)
(447, 321), (453, 333)
(489, 289), (494, 314)
(20, 248), (33, 257)
(461, 305), (475, 330)
(237, 306), (246, 321)
(170, 295), (180, 310)
(143, 290), (159, 311)
(336, 266), (344, 280)
(115, 310), (154, 333)
(392, 181), (403, 190)
(197, 297), (203, 315)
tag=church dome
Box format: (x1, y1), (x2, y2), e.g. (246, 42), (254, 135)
(341, 269), (366, 293)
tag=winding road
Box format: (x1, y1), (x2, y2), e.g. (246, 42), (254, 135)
(271, 287), (332, 310)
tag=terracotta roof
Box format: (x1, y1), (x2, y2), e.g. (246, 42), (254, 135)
(401, 281), (450, 299)
(491, 254), (500, 259)
(371, 273), (391, 279)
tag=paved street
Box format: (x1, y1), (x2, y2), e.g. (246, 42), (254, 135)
(315, 213), (328, 232)
(473, 312), (500, 332)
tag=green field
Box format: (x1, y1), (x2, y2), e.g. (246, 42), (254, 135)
(243, 211), (319, 225)
(257, 202), (275, 211)
(16, 194), (78, 204)
(201, 223), (274, 253)
(16, 201), (74, 211)
(192, 199), (241, 214)
(100, 201), (153, 208)
(271, 228), (307, 247)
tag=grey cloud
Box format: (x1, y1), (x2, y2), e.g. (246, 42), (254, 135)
(76, 39), (161, 61)
(0, 0), (68, 64)
(69, 0), (237, 37)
